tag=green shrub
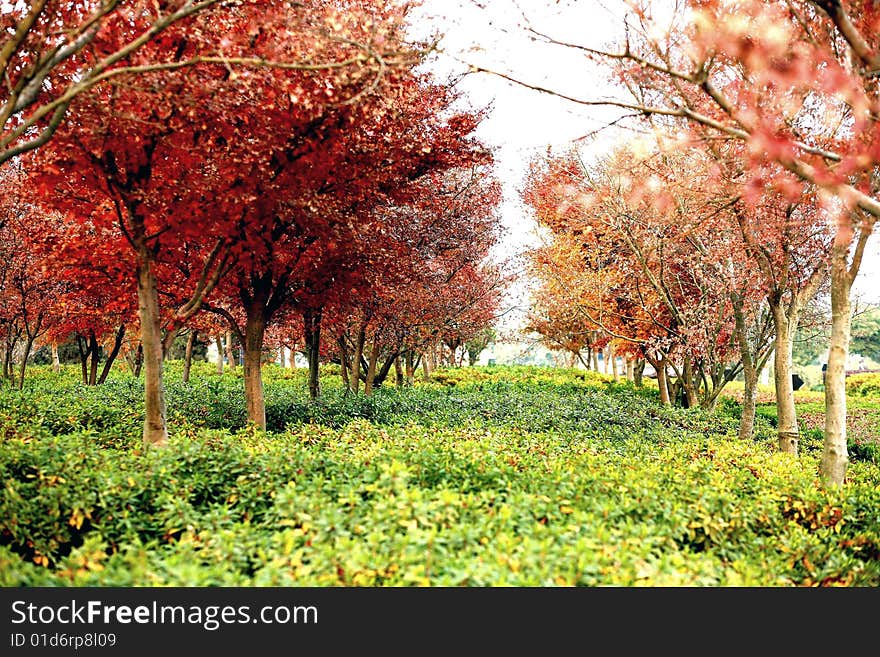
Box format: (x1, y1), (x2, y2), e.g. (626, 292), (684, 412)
(846, 372), (880, 397)
(2, 363), (878, 586)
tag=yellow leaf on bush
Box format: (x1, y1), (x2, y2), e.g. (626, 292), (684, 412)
(69, 510), (85, 530)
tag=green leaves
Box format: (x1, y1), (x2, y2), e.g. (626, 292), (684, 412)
(1, 364), (879, 586)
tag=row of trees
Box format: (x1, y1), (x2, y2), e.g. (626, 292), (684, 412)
(525, 140), (828, 440)
(514, 0), (878, 487)
(1, 1), (507, 444)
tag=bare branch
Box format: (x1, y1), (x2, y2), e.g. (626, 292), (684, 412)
(810, 0), (880, 71)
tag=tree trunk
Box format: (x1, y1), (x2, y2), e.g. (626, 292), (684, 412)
(655, 356), (670, 406)
(225, 330), (236, 368)
(214, 333), (224, 374)
(16, 336), (35, 391)
(215, 335), (224, 374)
(770, 305), (798, 455)
(394, 355), (404, 387)
(732, 294), (758, 441)
(610, 345), (619, 382)
(88, 331), (99, 386)
(304, 308), (322, 400)
(243, 310), (267, 429)
(137, 259), (168, 447)
(633, 358), (645, 387)
(364, 340), (380, 396)
(625, 357), (634, 382)
(591, 348), (599, 371)
(338, 336), (350, 390)
(182, 329), (196, 384)
(405, 350), (415, 386)
(51, 343), (60, 373)
(682, 356), (698, 409)
(76, 334), (89, 385)
(133, 343), (143, 378)
(351, 322), (367, 394)
(134, 343), (144, 379)
(278, 346), (286, 369)
(427, 345), (436, 373)
(2, 338), (14, 383)
(2, 346), (10, 384)
(821, 237), (852, 486)
(372, 353), (397, 388)
(97, 324), (126, 385)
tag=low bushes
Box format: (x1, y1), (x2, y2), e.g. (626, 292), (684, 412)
(847, 372), (880, 397)
(1, 364), (878, 586)
(1, 425), (879, 586)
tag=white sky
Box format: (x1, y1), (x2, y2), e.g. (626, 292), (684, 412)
(413, 1), (629, 246)
(410, 0), (880, 319)
(409, 0), (634, 326)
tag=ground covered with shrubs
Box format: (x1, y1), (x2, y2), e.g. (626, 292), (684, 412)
(1, 364), (878, 586)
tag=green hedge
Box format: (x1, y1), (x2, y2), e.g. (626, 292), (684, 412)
(1, 364), (878, 586)
(1, 425), (879, 586)
(846, 372), (880, 397)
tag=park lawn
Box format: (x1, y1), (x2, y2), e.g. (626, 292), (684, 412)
(0, 364), (878, 587)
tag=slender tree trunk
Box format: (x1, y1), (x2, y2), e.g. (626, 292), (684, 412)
(338, 336), (350, 390)
(16, 336), (35, 391)
(821, 237), (853, 486)
(625, 357), (634, 382)
(97, 324), (126, 385)
(656, 357), (671, 406)
(51, 342), (60, 373)
(137, 259), (168, 447)
(351, 322), (367, 394)
(225, 330), (236, 368)
(610, 345), (619, 382)
(394, 355), (404, 387)
(88, 331), (99, 386)
(364, 340), (380, 396)
(427, 345), (436, 373)
(732, 294), (758, 441)
(215, 335), (224, 374)
(133, 343), (143, 378)
(278, 346), (286, 369)
(243, 309), (267, 429)
(633, 359), (645, 387)
(682, 357), (698, 409)
(770, 305), (798, 455)
(2, 345), (11, 384)
(304, 308), (322, 400)
(374, 352), (399, 389)
(182, 329), (196, 384)
(76, 334), (89, 385)
(405, 350), (415, 386)
(591, 348), (599, 371)
(2, 337), (16, 384)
